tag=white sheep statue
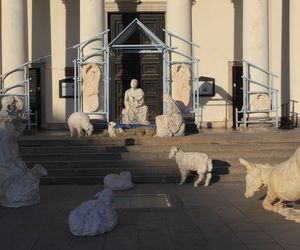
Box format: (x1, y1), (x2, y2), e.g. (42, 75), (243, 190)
(68, 189), (118, 236)
(239, 146), (300, 223)
(1, 164), (48, 207)
(169, 146), (213, 187)
(67, 112), (94, 138)
(107, 121), (123, 137)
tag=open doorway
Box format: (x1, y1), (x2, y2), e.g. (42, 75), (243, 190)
(108, 13), (165, 123)
(232, 65), (243, 128)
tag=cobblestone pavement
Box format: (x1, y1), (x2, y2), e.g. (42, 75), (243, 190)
(1, 183), (300, 250)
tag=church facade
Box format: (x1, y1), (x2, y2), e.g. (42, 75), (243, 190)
(0, 0), (299, 129)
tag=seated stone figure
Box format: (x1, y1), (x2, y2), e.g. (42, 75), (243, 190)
(155, 94), (185, 137)
(121, 79), (149, 125)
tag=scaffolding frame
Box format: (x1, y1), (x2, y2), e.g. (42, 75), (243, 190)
(73, 18), (201, 127)
(235, 60), (279, 129)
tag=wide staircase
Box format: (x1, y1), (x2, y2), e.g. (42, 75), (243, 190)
(18, 131), (300, 185)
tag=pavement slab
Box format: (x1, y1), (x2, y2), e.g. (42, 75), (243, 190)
(0, 183), (300, 249)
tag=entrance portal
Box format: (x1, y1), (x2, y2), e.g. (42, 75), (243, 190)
(108, 13), (165, 122)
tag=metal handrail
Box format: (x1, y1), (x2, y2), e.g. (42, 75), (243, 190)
(236, 60), (279, 129)
(163, 29), (200, 48)
(72, 29), (110, 49)
(242, 59), (278, 78)
(0, 61), (31, 79)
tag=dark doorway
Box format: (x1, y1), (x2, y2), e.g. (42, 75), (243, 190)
(29, 68), (41, 129)
(232, 66), (243, 128)
(108, 13), (165, 123)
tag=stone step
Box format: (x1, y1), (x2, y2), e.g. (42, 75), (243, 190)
(19, 142), (300, 154)
(40, 173), (244, 185)
(20, 149), (295, 162)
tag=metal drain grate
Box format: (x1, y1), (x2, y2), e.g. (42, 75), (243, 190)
(114, 194), (172, 209)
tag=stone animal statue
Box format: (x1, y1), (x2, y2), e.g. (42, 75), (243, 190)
(1, 164), (48, 207)
(107, 121), (123, 137)
(68, 189), (118, 236)
(239, 146), (300, 213)
(169, 146), (213, 187)
(67, 112), (94, 138)
(103, 171), (134, 190)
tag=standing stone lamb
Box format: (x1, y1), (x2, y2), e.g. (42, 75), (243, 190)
(169, 146), (213, 187)
(67, 112), (94, 138)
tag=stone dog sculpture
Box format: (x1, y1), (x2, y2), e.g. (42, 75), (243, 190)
(239, 146), (300, 222)
(169, 146), (213, 187)
(67, 112), (94, 138)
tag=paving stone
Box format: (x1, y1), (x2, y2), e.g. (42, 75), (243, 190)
(104, 236), (138, 250)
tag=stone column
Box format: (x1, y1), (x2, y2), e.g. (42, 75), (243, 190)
(243, 0), (269, 118)
(167, 0), (192, 111)
(1, 0), (28, 94)
(80, 0), (104, 114)
(289, 0), (300, 120)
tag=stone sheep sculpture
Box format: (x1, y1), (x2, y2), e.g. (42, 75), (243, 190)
(239, 146), (300, 222)
(1, 164), (48, 208)
(107, 121), (123, 137)
(67, 112), (94, 138)
(103, 171), (134, 190)
(169, 146), (213, 187)
(68, 189), (117, 236)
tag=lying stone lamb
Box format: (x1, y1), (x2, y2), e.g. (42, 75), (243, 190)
(1, 164), (48, 207)
(68, 189), (117, 236)
(103, 171), (134, 190)
(169, 146), (213, 187)
(107, 121), (124, 137)
(67, 112), (94, 138)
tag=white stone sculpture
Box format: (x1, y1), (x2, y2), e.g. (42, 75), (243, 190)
(68, 189), (118, 236)
(0, 128), (26, 197)
(155, 95), (185, 137)
(169, 146), (213, 187)
(121, 79), (149, 125)
(67, 112), (94, 138)
(240, 147), (300, 223)
(0, 96), (26, 134)
(0, 127), (46, 207)
(1, 164), (47, 208)
(107, 121), (124, 137)
(171, 64), (192, 107)
(103, 171), (134, 190)
(81, 64), (102, 112)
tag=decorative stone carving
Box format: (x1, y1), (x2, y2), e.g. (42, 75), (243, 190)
(0, 96), (26, 134)
(121, 79), (149, 125)
(169, 146), (213, 187)
(240, 147), (300, 223)
(103, 171), (134, 190)
(81, 64), (102, 112)
(171, 64), (192, 108)
(0, 127), (47, 207)
(155, 95), (185, 137)
(250, 94), (270, 111)
(68, 189), (118, 236)
(67, 112), (94, 138)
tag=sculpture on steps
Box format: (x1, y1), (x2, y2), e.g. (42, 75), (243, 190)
(240, 146), (300, 223)
(121, 79), (149, 125)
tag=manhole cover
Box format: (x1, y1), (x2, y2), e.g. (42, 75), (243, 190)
(114, 194), (172, 209)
